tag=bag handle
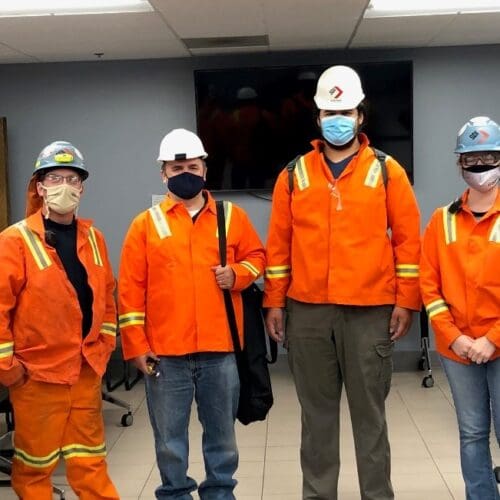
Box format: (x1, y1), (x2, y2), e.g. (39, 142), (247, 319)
(216, 200), (243, 354)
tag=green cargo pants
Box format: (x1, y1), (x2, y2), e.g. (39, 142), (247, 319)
(286, 299), (395, 500)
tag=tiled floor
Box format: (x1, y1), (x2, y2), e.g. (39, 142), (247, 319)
(1, 358), (499, 499)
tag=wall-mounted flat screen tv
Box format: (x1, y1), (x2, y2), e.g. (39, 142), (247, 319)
(195, 61), (413, 190)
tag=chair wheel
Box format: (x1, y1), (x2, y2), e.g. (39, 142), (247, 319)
(121, 413), (133, 427)
(422, 375), (434, 388)
(494, 466), (500, 483)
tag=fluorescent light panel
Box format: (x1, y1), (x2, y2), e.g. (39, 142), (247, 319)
(0, 0), (153, 17)
(366, 0), (500, 17)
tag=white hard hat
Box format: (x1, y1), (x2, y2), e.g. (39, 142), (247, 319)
(157, 128), (208, 163)
(236, 86), (258, 100)
(314, 65), (365, 111)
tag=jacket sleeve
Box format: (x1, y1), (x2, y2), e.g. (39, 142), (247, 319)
(263, 169), (292, 308)
(230, 207), (266, 291)
(386, 159), (421, 311)
(0, 229), (27, 386)
(118, 215), (151, 360)
(420, 210), (462, 348)
(95, 229), (117, 363)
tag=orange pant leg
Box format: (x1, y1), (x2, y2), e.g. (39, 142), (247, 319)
(62, 363), (119, 500)
(9, 378), (69, 500)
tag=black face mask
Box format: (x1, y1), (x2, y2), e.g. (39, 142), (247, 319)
(167, 172), (205, 200)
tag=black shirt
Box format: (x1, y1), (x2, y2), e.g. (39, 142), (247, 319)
(44, 218), (93, 338)
(325, 152), (356, 179)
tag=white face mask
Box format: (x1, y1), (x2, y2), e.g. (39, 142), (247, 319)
(43, 184), (81, 215)
(461, 166), (500, 193)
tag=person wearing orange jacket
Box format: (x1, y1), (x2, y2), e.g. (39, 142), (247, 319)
(420, 116), (500, 500)
(0, 141), (119, 499)
(264, 66), (421, 500)
(118, 128), (265, 500)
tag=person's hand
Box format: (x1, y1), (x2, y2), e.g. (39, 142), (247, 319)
(212, 265), (236, 289)
(450, 335), (474, 359)
(265, 308), (285, 343)
(132, 352), (159, 376)
(389, 306), (413, 340)
(467, 336), (496, 364)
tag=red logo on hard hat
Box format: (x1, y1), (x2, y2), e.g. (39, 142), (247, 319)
(329, 86), (343, 99)
(478, 129), (490, 143)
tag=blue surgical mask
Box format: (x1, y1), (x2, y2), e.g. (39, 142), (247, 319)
(167, 172), (205, 199)
(321, 115), (357, 146)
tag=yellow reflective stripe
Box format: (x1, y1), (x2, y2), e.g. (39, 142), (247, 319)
(395, 264), (420, 278)
(442, 206), (457, 245)
(118, 312), (145, 328)
(61, 443), (106, 460)
(240, 260), (260, 277)
(426, 299), (449, 319)
(149, 205), (172, 239)
(88, 227), (103, 267)
(100, 322), (117, 337)
(364, 158), (382, 188)
(216, 201), (233, 238)
(489, 216), (500, 242)
(0, 341), (14, 359)
(16, 221), (52, 270)
(265, 265), (291, 279)
(14, 447), (61, 468)
(295, 156), (310, 191)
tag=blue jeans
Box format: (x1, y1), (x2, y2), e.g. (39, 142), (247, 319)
(145, 353), (240, 500)
(441, 356), (500, 500)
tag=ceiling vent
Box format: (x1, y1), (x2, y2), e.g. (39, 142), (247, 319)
(182, 35), (269, 50)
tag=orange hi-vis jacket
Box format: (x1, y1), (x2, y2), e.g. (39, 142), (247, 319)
(420, 190), (500, 364)
(118, 192), (265, 360)
(263, 135), (421, 310)
(0, 210), (117, 386)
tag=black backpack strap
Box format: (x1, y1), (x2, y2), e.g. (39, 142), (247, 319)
(216, 200), (242, 354)
(372, 147), (388, 189)
(286, 155), (301, 194)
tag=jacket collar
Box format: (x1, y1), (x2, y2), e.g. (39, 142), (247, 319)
(160, 190), (216, 215)
(25, 210), (92, 238)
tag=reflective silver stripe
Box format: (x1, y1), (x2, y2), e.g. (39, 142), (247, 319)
(240, 260), (260, 277)
(118, 312), (146, 328)
(88, 227), (103, 267)
(61, 443), (106, 460)
(100, 322), (117, 337)
(14, 447), (61, 468)
(149, 205), (172, 239)
(364, 158), (381, 188)
(16, 221), (52, 270)
(442, 206), (457, 245)
(294, 156), (310, 191)
(216, 201), (233, 237)
(395, 264), (419, 278)
(489, 216), (500, 242)
(0, 341), (14, 359)
(265, 265), (291, 279)
(425, 299), (449, 319)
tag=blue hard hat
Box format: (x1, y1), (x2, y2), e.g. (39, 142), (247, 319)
(34, 141), (88, 179)
(455, 116), (500, 153)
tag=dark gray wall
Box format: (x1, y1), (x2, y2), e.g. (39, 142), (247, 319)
(1, 45), (499, 357)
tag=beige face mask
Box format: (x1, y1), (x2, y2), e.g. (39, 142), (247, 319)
(43, 184), (81, 216)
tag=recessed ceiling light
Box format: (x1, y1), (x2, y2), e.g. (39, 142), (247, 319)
(365, 0), (500, 18)
(0, 0), (153, 18)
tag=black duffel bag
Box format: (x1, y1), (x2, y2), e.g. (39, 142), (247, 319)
(216, 201), (277, 425)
